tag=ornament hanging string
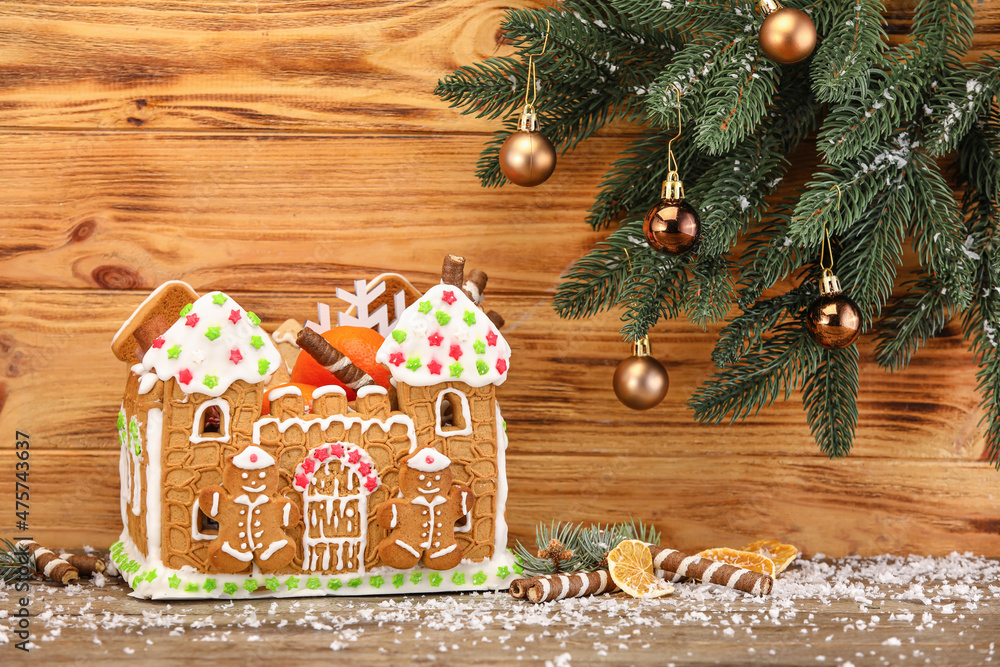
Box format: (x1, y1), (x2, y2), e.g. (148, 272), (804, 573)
(666, 84), (682, 176)
(522, 20), (550, 114)
(819, 185), (841, 273)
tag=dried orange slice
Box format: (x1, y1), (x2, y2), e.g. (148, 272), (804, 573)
(607, 540), (674, 599)
(697, 547), (776, 577)
(742, 539), (799, 574)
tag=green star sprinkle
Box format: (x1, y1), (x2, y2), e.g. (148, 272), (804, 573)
(203, 375), (219, 389)
(429, 573), (443, 587)
(145, 569), (158, 582)
(449, 362), (463, 378)
(265, 577), (280, 592)
(129, 418), (139, 439)
(250, 335), (264, 350)
(473, 571), (487, 586)
(463, 310), (476, 326)
(410, 572), (422, 585)
(393, 574), (405, 589)
(223, 582), (238, 595)
(513, 562), (524, 575)
(497, 566), (510, 580)
(247, 312), (261, 326)
(392, 329), (407, 343)
(168, 574), (181, 589)
(436, 311), (451, 326)
(306, 577), (321, 590)
(473, 339), (486, 354)
(405, 357), (422, 371)
(369, 575), (385, 589)
(117, 411), (125, 429)
(202, 578), (217, 592)
(347, 578), (362, 588)
(185, 582), (200, 593)
(328, 579), (342, 591)
(476, 360), (489, 375)
(243, 578), (258, 592)
(451, 572), (465, 586)
(285, 576), (300, 590)
(258, 359), (270, 375)
(212, 293), (227, 306)
(167, 344), (182, 359)
(418, 301), (432, 314)
(179, 303), (193, 317)
(205, 325), (221, 341)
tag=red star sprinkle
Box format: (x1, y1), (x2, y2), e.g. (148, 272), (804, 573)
(295, 473), (309, 489)
(441, 290), (457, 305)
(228, 309), (242, 324)
(425, 454), (435, 465)
(449, 344), (463, 360)
(329, 443), (345, 458)
(486, 330), (498, 347)
(348, 449), (361, 464)
(151, 337), (165, 349)
(427, 359), (442, 375)
(496, 358), (508, 374)
(178, 369), (193, 385)
(388, 352), (406, 366)
(365, 476), (378, 492)
(428, 332), (444, 347)
(302, 459), (316, 474)
(185, 313), (200, 328)
(358, 462), (371, 476)
(314, 447), (330, 462)
(229, 348), (243, 364)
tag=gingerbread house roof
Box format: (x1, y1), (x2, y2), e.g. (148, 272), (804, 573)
(375, 283), (511, 388)
(140, 290), (282, 397)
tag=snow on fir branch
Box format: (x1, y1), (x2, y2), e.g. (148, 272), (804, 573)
(436, 0), (1000, 460)
(514, 520), (662, 575)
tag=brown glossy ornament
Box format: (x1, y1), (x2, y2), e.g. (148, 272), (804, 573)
(644, 199), (700, 255)
(613, 338), (669, 410)
(499, 109), (557, 187)
(806, 271), (862, 350)
(758, 2), (816, 65)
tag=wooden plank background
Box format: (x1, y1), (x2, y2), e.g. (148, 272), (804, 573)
(1, 0), (998, 557)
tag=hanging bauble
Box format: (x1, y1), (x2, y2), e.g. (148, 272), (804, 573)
(806, 270), (862, 350)
(613, 337), (669, 410)
(758, 0), (817, 65)
(643, 171), (700, 255)
(499, 107), (557, 187)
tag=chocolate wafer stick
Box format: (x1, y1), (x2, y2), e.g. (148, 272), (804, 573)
(648, 545), (773, 596)
(511, 571), (620, 603)
(16, 540), (79, 585)
(296, 328), (374, 391)
(464, 269), (488, 304)
(442, 254), (466, 287)
(60, 553), (106, 577)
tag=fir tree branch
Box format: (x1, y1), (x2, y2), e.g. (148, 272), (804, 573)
(810, 0), (887, 104)
(802, 346), (860, 459)
(610, 0), (746, 33)
(873, 276), (956, 372)
(925, 56), (1000, 156)
(685, 254), (737, 330)
(713, 283), (816, 367)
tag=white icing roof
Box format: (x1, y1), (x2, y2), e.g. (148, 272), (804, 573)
(375, 283), (511, 388)
(141, 291), (282, 397)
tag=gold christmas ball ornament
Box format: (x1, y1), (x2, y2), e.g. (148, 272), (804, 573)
(806, 270), (862, 350)
(613, 338), (670, 410)
(499, 108), (557, 187)
(758, 1), (817, 65)
(643, 172), (700, 255)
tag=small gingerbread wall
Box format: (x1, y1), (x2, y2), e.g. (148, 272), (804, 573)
(120, 369), (164, 557)
(159, 377), (266, 571)
(396, 381), (499, 561)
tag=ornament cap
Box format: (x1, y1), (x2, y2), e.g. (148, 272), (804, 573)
(758, 0), (782, 14)
(517, 106), (539, 132)
(820, 268), (842, 297)
(631, 336), (652, 358)
(660, 171), (685, 200)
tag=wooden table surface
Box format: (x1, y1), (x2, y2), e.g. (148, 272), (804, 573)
(3, 553), (1000, 665)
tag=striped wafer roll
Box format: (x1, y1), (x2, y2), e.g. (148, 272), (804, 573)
(648, 545), (773, 596)
(296, 328), (374, 391)
(508, 576), (537, 599)
(16, 540), (79, 585)
(519, 571), (620, 604)
(60, 553), (106, 577)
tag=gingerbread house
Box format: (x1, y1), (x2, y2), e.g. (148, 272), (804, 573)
(111, 278), (516, 599)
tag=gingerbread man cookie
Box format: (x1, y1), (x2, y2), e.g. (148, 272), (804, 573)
(376, 447), (473, 570)
(199, 446), (301, 573)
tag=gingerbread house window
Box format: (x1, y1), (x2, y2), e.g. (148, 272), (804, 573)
(435, 389), (472, 436)
(191, 502), (219, 540)
(191, 398), (231, 443)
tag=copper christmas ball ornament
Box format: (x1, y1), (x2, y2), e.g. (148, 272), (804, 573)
(759, 6), (816, 64)
(613, 338), (669, 410)
(643, 198), (701, 255)
(499, 109), (557, 187)
(806, 273), (862, 350)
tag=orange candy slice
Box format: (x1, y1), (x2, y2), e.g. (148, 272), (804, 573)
(697, 547), (777, 578)
(607, 540), (675, 599)
(742, 539), (799, 574)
